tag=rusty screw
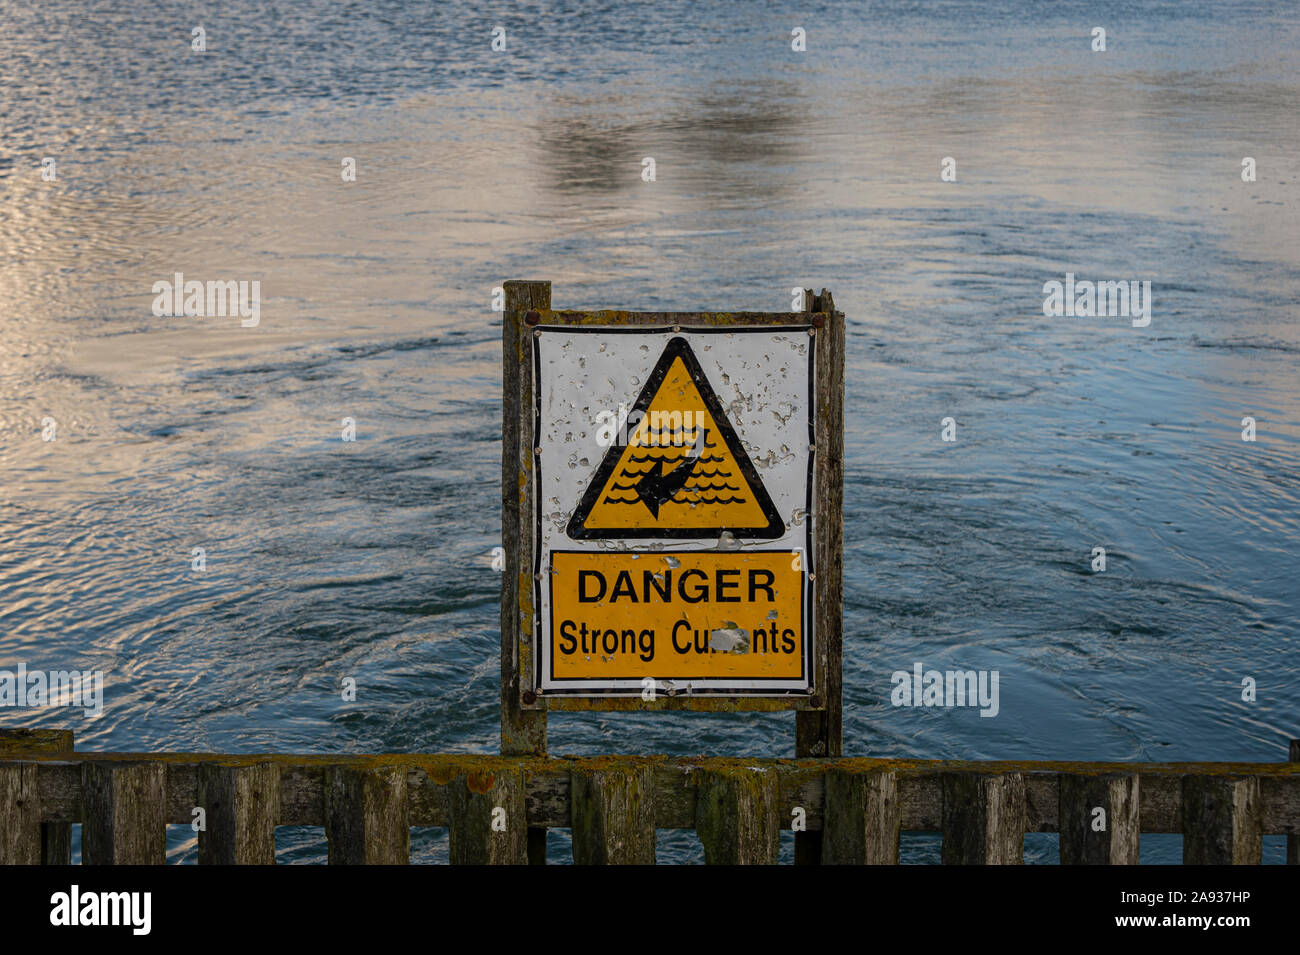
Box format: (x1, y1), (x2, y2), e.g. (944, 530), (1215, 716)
(524, 310), (540, 325)
(522, 690), (537, 705)
(811, 313), (825, 329)
(810, 695), (823, 708)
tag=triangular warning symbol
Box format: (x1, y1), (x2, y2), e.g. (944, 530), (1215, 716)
(567, 337), (784, 540)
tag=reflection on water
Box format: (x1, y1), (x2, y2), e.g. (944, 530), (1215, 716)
(1, 1), (1298, 862)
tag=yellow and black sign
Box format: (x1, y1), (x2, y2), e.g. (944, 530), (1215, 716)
(536, 330), (812, 693)
(566, 337), (784, 540)
(549, 550), (805, 682)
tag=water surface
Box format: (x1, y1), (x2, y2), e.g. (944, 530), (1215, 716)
(1, 0), (1298, 862)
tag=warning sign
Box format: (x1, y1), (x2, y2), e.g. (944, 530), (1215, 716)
(534, 325), (814, 695)
(567, 337), (783, 539)
(550, 551), (804, 681)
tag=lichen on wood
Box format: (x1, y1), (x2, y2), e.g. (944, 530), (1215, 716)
(695, 767), (780, 864)
(571, 766), (655, 864)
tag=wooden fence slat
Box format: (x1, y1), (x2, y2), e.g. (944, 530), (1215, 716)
(0, 763), (42, 864)
(0, 729), (74, 863)
(1058, 773), (1140, 865)
(448, 770), (528, 865)
(82, 763), (166, 865)
(0, 729), (73, 754)
(198, 763), (280, 865)
(822, 769), (899, 864)
(941, 773), (1026, 864)
(324, 766), (408, 865)
(1289, 740), (1298, 865)
(695, 769), (780, 865)
(570, 766), (655, 865)
(41, 809), (73, 863)
(1182, 775), (1261, 865)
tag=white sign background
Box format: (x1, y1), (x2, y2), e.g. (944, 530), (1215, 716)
(533, 325), (816, 694)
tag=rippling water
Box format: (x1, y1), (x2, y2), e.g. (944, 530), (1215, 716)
(1, 0), (1298, 863)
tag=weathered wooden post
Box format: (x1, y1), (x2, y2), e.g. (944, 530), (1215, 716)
(940, 772), (1026, 864)
(1057, 772), (1140, 864)
(1289, 740), (1299, 865)
(501, 280), (552, 865)
(82, 762), (167, 865)
(198, 762), (280, 865)
(822, 768), (899, 864)
(0, 759), (42, 864)
(447, 769), (528, 864)
(794, 287), (844, 865)
(1181, 775), (1261, 865)
(0, 728), (73, 864)
(695, 768), (781, 865)
(324, 765), (410, 864)
(500, 280), (845, 865)
(570, 765), (656, 864)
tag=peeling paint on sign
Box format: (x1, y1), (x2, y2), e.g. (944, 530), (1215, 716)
(534, 326), (815, 696)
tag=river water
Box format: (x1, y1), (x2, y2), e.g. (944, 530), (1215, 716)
(1, 0), (1297, 862)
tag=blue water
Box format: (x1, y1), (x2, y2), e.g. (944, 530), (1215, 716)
(1, 0), (1298, 863)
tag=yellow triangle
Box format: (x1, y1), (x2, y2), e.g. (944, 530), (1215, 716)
(567, 338), (783, 538)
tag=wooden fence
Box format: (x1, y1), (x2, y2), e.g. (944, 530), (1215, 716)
(2, 730), (1297, 864)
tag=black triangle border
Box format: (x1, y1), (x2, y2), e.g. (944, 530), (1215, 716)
(566, 336), (785, 540)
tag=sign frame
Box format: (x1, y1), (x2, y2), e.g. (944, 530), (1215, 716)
(500, 281), (843, 754)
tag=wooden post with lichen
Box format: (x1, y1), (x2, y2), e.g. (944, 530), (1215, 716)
(822, 769), (899, 864)
(198, 762), (280, 865)
(1289, 740), (1299, 865)
(0, 729), (73, 864)
(695, 768), (780, 864)
(941, 772), (1026, 864)
(795, 287), (845, 865)
(1058, 773), (1140, 865)
(0, 729), (72, 756)
(1284, 738), (1294, 867)
(1182, 775), (1261, 864)
(324, 766), (409, 864)
(448, 769), (528, 865)
(82, 762), (166, 864)
(501, 279), (550, 865)
(570, 765), (656, 864)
